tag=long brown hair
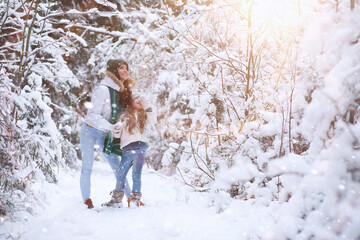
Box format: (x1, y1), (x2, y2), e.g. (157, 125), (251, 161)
(119, 80), (132, 108)
(124, 101), (147, 135)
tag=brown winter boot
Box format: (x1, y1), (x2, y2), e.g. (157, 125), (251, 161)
(127, 192), (142, 207)
(84, 198), (94, 209)
(101, 190), (124, 207)
(127, 198), (145, 207)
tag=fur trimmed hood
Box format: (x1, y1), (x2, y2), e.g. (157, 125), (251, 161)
(105, 70), (137, 92)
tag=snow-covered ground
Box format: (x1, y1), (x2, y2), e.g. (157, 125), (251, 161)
(1, 160), (248, 240)
(1, 158), (358, 240)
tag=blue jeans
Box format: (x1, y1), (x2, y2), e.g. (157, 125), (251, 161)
(80, 123), (131, 202)
(118, 144), (147, 193)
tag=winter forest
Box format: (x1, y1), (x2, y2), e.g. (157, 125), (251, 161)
(1, 0), (360, 239)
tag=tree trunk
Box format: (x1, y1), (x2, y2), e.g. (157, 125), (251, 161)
(245, 5), (253, 118)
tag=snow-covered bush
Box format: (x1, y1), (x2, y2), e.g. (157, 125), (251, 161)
(289, 5), (360, 238)
(152, 1), (360, 237)
(155, 0), (309, 190)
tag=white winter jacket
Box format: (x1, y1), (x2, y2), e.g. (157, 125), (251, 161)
(84, 76), (122, 132)
(114, 107), (156, 149)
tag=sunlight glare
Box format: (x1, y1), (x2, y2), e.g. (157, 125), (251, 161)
(221, 0), (315, 34)
(252, 0), (301, 26)
(248, 0), (315, 39)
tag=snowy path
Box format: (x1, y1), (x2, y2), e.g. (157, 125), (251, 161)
(3, 160), (246, 240)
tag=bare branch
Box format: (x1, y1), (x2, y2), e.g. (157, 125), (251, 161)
(64, 24), (137, 40)
(189, 131), (215, 181)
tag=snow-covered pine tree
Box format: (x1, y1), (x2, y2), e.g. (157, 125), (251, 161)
(0, 0), (79, 216)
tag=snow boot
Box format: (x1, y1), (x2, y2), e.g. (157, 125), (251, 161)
(127, 192), (142, 207)
(84, 198), (94, 209)
(127, 198), (145, 207)
(102, 190), (124, 207)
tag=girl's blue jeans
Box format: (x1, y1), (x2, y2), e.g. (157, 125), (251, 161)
(118, 144), (147, 194)
(80, 123), (131, 202)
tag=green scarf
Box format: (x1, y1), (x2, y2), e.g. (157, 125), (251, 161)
(103, 86), (124, 156)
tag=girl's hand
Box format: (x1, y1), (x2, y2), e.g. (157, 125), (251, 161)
(113, 121), (124, 134)
(139, 96), (151, 111)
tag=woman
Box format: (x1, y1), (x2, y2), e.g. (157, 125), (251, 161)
(80, 59), (136, 209)
(112, 96), (156, 207)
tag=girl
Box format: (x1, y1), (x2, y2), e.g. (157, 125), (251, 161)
(112, 95), (156, 207)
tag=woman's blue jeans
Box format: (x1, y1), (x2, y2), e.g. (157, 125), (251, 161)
(80, 123), (131, 202)
(118, 145), (147, 194)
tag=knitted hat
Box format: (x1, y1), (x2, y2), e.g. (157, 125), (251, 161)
(107, 59), (129, 77)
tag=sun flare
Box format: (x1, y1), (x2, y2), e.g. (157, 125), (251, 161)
(252, 0), (302, 25)
(220, 0), (315, 35)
